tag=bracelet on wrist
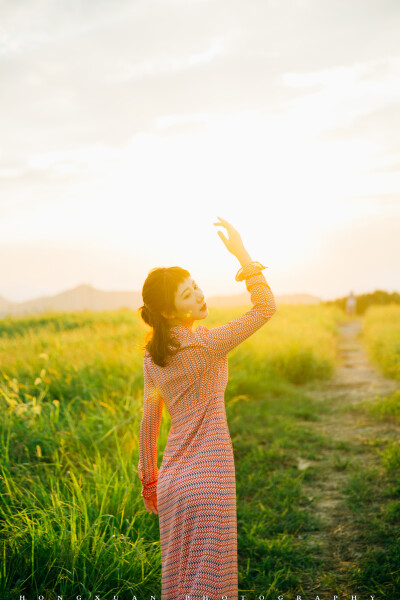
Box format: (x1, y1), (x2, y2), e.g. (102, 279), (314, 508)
(235, 261), (267, 282)
(143, 479), (158, 489)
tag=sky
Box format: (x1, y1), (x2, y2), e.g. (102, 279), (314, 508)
(1, 0), (399, 304)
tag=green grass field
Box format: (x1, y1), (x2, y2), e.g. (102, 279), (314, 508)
(0, 303), (398, 599)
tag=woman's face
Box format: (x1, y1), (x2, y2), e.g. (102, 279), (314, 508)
(166, 276), (208, 326)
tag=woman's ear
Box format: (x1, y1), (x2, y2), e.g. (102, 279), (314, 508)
(161, 310), (175, 320)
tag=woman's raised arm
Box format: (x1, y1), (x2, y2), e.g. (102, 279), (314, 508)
(195, 217), (277, 357)
(195, 264), (276, 357)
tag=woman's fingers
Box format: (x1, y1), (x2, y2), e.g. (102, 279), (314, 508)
(213, 216), (244, 257)
(213, 216), (237, 234)
(144, 498), (154, 514)
(214, 216), (228, 226)
(217, 216), (233, 228)
(151, 497), (158, 515)
(217, 231), (228, 244)
(144, 496), (159, 515)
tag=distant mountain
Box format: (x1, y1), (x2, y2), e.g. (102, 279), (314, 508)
(0, 295), (15, 315)
(0, 285), (142, 318)
(0, 284), (322, 318)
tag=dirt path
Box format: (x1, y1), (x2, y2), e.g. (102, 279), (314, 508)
(297, 317), (399, 594)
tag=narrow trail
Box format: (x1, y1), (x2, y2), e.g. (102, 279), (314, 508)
(297, 317), (399, 594)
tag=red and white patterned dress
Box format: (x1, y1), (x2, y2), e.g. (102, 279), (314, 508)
(138, 261), (277, 600)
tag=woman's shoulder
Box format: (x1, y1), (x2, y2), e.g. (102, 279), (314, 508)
(143, 352), (158, 377)
(192, 324), (215, 350)
(144, 349), (153, 366)
(193, 324), (210, 343)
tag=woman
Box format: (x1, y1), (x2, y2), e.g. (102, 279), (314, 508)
(138, 216), (277, 600)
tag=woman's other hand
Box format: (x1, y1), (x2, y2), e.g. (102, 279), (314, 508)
(143, 494), (158, 515)
(213, 216), (245, 257)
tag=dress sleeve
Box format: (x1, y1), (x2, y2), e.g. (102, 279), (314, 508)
(137, 358), (164, 499)
(195, 261), (277, 358)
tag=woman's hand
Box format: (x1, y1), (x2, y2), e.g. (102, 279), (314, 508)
(143, 494), (158, 515)
(213, 216), (245, 257)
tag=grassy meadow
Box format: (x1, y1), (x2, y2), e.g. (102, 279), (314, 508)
(362, 304), (400, 382)
(0, 302), (398, 598)
(360, 303), (400, 423)
(341, 304), (400, 596)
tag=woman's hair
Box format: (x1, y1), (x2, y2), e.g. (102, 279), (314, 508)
(138, 266), (191, 367)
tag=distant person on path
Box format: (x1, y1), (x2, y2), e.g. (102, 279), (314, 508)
(346, 290), (357, 315)
(137, 216), (277, 600)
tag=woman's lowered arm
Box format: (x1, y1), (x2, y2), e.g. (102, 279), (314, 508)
(137, 358), (164, 500)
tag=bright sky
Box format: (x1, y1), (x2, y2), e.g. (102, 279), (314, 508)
(1, 0), (399, 303)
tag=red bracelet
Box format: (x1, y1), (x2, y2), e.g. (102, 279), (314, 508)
(143, 479), (158, 489)
(235, 261), (267, 282)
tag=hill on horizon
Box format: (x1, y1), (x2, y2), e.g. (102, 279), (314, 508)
(0, 284), (322, 318)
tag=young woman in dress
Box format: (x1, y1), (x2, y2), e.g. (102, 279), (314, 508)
(138, 216), (277, 600)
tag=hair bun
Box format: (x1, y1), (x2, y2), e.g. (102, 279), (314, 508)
(141, 304), (152, 325)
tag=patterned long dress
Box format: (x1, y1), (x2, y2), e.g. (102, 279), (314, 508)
(138, 261), (277, 600)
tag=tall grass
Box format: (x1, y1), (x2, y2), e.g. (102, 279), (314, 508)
(362, 303), (400, 381)
(341, 303), (400, 595)
(361, 303), (400, 420)
(0, 304), (344, 598)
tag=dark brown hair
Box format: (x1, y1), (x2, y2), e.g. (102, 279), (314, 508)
(138, 266), (191, 367)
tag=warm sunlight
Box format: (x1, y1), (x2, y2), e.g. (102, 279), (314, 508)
(1, 1), (399, 305)
(2, 3), (400, 599)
